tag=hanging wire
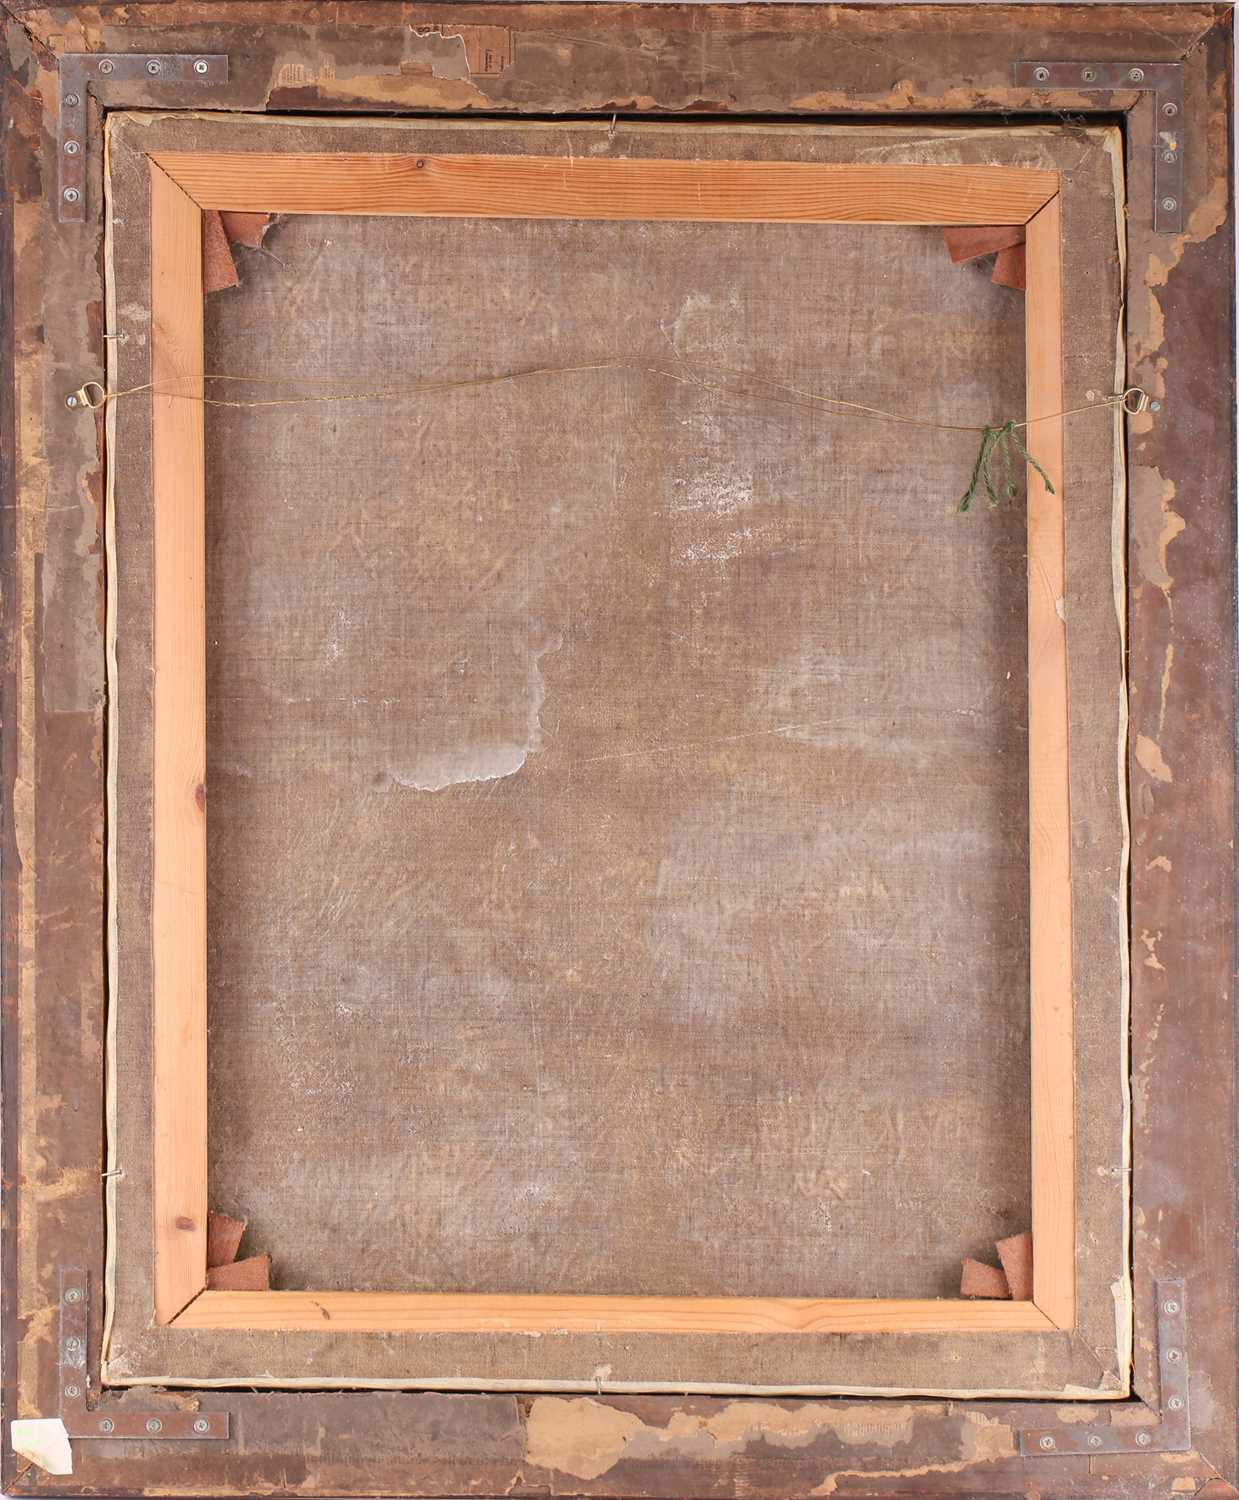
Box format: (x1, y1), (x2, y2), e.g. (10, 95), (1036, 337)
(66, 364), (1150, 510)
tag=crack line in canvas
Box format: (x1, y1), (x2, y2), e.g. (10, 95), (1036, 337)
(571, 718), (845, 767)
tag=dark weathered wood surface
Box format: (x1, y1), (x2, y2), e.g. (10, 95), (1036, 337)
(1, 3), (1234, 1495)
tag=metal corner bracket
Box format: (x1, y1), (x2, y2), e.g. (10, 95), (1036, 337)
(1015, 61), (1184, 234)
(59, 1269), (228, 1440)
(58, 52), (229, 224)
(1019, 1279), (1189, 1456)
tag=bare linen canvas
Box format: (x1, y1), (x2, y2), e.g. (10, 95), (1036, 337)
(202, 212), (1031, 1298)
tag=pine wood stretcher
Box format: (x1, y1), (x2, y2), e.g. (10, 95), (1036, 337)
(143, 148), (1072, 1340)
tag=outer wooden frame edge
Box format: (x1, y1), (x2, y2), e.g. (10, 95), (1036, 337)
(147, 150), (1072, 1338)
(8, 7), (1230, 1495)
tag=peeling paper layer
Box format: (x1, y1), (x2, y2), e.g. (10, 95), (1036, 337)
(1103, 121), (1135, 1390)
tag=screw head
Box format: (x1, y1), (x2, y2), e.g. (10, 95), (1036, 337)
(1166, 1347), (1183, 1362)
(1163, 100), (1179, 117)
(193, 1418), (210, 1433)
(64, 1286), (83, 1303)
(1033, 66), (1050, 84)
(1161, 196), (1178, 213)
(64, 1336), (83, 1354)
(194, 59), (209, 75)
(63, 139), (80, 155)
(1081, 67), (1098, 83)
(1128, 67), (1146, 83)
(146, 59), (162, 75)
(62, 187), (80, 204)
(1149, 400), (1163, 413)
(1163, 1299), (1181, 1315)
(97, 58), (114, 75)
(1087, 1434), (1103, 1448)
(97, 1418), (114, 1434)
(1039, 1436), (1056, 1450)
(64, 1384), (81, 1400)
(1135, 1431), (1152, 1447)
(145, 1418), (163, 1434)
(1168, 1395), (1185, 1411)
(64, 92), (80, 107)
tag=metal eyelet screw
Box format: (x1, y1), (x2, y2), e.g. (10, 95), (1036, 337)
(194, 59), (209, 75)
(1161, 197), (1178, 213)
(1033, 66), (1050, 84)
(97, 58), (114, 75)
(64, 140), (80, 155)
(1081, 67), (1097, 83)
(64, 1384), (81, 1400)
(1135, 1431), (1152, 1447)
(193, 1418), (210, 1433)
(64, 92), (80, 107)
(62, 187), (80, 204)
(146, 1418), (163, 1434)
(1163, 1299), (1181, 1315)
(1087, 1434), (1103, 1448)
(64, 1286), (83, 1303)
(1168, 1395), (1185, 1411)
(97, 1418), (114, 1434)
(1128, 67), (1145, 83)
(1038, 1436), (1056, 1450)
(1163, 100), (1179, 117)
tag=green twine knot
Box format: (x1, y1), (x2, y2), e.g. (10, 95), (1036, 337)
(958, 420), (1055, 513)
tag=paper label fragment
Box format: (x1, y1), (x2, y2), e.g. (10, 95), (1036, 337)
(11, 1418), (73, 1475)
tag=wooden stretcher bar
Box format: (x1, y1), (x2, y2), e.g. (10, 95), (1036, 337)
(147, 150), (1071, 1336)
